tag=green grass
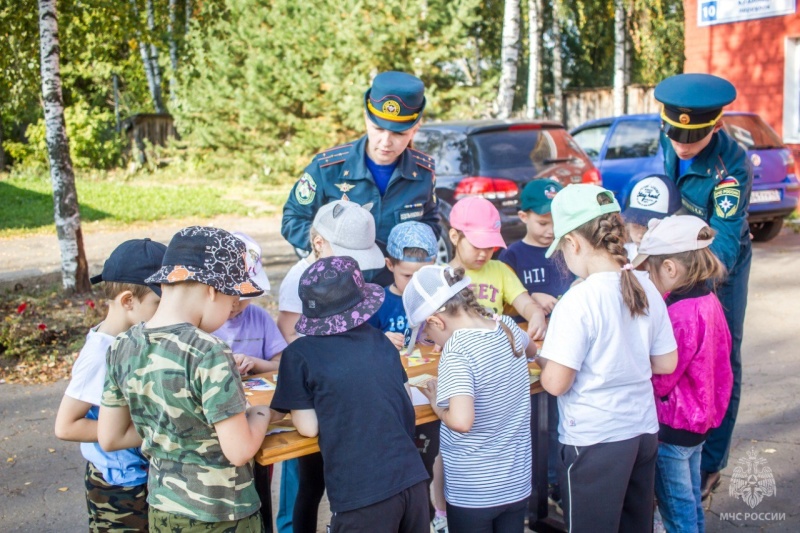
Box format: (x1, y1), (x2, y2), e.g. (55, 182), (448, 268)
(0, 171), (289, 237)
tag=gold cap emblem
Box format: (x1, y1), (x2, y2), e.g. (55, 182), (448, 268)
(679, 113), (690, 125)
(382, 100), (401, 116)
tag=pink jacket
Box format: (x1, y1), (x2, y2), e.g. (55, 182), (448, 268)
(652, 286), (733, 436)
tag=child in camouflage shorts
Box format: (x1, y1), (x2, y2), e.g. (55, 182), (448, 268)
(55, 238), (166, 532)
(98, 226), (283, 532)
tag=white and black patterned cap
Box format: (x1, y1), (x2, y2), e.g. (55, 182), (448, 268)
(146, 226), (264, 297)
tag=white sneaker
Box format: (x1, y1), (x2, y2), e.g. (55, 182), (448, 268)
(653, 508), (667, 533)
(432, 515), (449, 533)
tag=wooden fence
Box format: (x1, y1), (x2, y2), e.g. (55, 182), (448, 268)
(543, 84), (659, 129)
(121, 113), (177, 163)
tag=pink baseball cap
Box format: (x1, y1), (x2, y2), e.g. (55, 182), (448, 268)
(449, 197), (507, 249)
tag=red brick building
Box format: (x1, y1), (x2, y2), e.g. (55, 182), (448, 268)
(684, 0), (800, 150)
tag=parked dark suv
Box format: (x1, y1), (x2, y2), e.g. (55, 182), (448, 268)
(413, 120), (600, 260)
(570, 112), (800, 241)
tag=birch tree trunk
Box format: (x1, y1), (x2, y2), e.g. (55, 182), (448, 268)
(131, 0), (165, 113)
(168, 0), (179, 103)
(495, 0), (520, 119)
(612, 0), (626, 116)
(551, 0), (564, 124)
(0, 122), (6, 171)
(146, 0), (166, 112)
(526, 0), (543, 119)
(37, 0), (90, 293)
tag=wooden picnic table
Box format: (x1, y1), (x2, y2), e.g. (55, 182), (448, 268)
(245, 336), (564, 532)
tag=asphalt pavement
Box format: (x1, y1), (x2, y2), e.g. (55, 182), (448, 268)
(0, 216), (798, 532)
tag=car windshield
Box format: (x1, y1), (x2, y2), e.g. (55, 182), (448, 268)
(413, 130), (471, 175)
(723, 115), (783, 149)
(471, 129), (570, 180)
(605, 120), (660, 160)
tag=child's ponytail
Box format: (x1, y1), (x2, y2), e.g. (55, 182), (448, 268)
(573, 194), (649, 318)
(442, 267), (524, 357)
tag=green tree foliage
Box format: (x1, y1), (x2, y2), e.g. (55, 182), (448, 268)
(175, 0), (505, 181)
(628, 0), (684, 84)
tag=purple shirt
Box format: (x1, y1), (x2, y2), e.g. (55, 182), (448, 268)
(213, 304), (287, 360)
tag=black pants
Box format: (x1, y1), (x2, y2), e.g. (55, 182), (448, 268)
(446, 497), (527, 533)
(294, 452), (325, 533)
(559, 433), (658, 533)
(559, 434), (658, 533)
(329, 481), (429, 532)
(414, 421), (441, 521)
(253, 462), (273, 533)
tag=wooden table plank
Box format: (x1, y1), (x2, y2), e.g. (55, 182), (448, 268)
(248, 341), (543, 466)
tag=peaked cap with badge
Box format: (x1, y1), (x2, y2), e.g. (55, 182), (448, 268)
(281, 72), (440, 276)
(655, 73), (736, 144)
(364, 71), (426, 133)
(656, 72), (753, 481)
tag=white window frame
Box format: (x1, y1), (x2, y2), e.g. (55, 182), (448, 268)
(783, 36), (800, 143)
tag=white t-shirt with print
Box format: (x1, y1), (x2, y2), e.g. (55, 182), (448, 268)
(540, 270), (676, 447)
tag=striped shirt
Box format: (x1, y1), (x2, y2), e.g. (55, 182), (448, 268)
(436, 315), (532, 508)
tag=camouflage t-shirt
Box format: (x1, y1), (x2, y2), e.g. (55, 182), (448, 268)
(102, 322), (259, 522)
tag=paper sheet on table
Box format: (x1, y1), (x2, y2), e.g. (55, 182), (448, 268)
(243, 377), (276, 391)
(266, 424), (296, 436)
(411, 386), (430, 406)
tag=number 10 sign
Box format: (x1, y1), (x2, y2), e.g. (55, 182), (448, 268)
(698, 0), (796, 27)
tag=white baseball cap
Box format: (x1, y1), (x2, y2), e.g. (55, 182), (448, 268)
(232, 232), (271, 299)
(313, 199), (386, 271)
(402, 265), (471, 354)
(631, 215), (714, 268)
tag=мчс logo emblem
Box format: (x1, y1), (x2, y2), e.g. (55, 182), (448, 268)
(729, 448), (776, 509)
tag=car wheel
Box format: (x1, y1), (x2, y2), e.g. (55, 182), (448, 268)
(750, 218), (784, 242)
(436, 222), (453, 264)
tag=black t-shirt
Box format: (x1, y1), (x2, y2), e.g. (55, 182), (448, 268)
(271, 323), (429, 513)
(498, 241), (575, 299)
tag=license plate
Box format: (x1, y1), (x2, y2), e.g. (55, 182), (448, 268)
(750, 190), (781, 204)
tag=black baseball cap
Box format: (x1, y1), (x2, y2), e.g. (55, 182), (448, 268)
(90, 238), (167, 296)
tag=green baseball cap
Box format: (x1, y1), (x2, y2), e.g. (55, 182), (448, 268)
(545, 184), (621, 258)
(520, 179), (563, 214)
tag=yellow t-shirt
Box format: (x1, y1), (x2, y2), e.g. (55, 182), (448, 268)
(465, 260), (528, 315)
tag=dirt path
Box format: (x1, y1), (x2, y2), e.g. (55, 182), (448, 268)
(0, 214), (297, 291)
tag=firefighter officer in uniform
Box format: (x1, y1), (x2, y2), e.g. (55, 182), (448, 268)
(281, 71), (440, 284)
(655, 73), (752, 500)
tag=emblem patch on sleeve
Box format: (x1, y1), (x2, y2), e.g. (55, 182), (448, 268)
(295, 173), (317, 205)
(714, 187), (740, 218)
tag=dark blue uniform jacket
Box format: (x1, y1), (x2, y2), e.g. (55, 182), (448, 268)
(281, 136), (440, 252)
(661, 130), (752, 271)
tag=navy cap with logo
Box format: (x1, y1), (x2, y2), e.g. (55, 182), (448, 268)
(622, 174), (682, 227)
(90, 238), (167, 296)
(146, 226), (264, 297)
(520, 179), (563, 214)
(364, 71), (426, 133)
(654, 73), (736, 144)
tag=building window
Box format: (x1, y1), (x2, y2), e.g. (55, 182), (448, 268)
(784, 37), (800, 143)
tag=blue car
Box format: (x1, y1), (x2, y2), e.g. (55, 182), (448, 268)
(570, 113), (800, 241)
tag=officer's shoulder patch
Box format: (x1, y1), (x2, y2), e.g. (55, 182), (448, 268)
(408, 149), (435, 172)
(295, 172), (317, 205)
(315, 143), (353, 168)
(713, 187), (741, 218)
